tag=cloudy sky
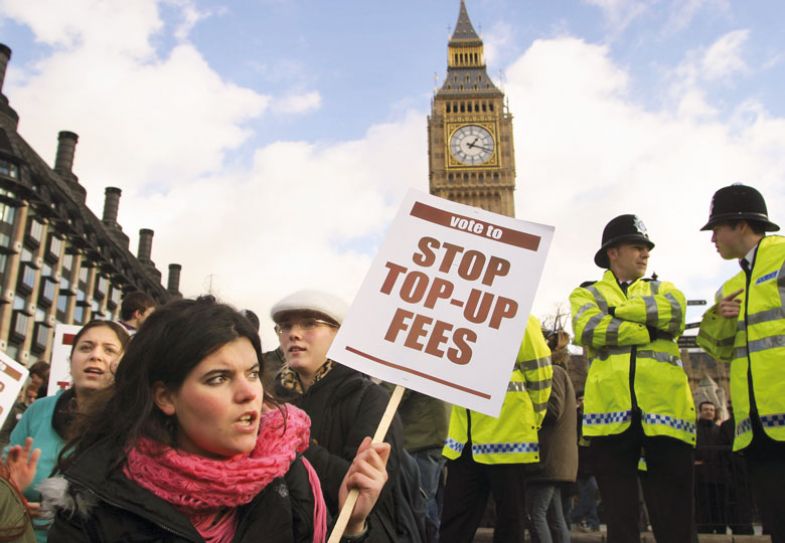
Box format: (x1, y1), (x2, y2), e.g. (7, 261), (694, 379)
(2, 0), (784, 348)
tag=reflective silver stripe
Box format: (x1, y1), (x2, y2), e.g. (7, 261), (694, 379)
(733, 347), (747, 360)
(606, 318), (621, 345)
(649, 281), (661, 295)
(507, 381), (526, 392)
(747, 334), (785, 354)
(698, 328), (735, 347)
(526, 379), (551, 391)
(737, 320), (746, 332)
(581, 314), (604, 345)
(746, 306), (785, 326)
(531, 401), (548, 413)
(585, 286), (608, 313)
(643, 296), (659, 327)
(665, 292), (683, 333)
(574, 303), (594, 322)
(518, 355), (551, 372)
(596, 345), (632, 360)
(637, 350), (683, 367)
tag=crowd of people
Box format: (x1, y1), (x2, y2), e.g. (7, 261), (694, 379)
(0, 183), (783, 543)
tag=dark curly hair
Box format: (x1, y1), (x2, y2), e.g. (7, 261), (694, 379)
(61, 296), (278, 470)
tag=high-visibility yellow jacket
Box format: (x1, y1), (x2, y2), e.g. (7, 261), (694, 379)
(697, 235), (785, 451)
(570, 270), (696, 446)
(442, 315), (552, 465)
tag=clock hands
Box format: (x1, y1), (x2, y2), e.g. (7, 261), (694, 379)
(466, 139), (493, 152)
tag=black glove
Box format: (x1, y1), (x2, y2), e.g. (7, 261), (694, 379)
(647, 325), (674, 342)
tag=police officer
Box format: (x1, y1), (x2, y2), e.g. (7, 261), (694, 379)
(570, 214), (696, 543)
(440, 315), (552, 543)
(697, 184), (785, 542)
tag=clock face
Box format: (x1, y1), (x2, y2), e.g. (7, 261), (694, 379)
(449, 125), (494, 165)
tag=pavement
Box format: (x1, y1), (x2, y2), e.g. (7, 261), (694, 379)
(471, 528), (773, 542)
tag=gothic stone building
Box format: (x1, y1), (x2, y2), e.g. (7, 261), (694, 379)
(0, 43), (182, 366)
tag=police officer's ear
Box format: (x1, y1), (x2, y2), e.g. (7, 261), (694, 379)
(606, 246), (618, 263)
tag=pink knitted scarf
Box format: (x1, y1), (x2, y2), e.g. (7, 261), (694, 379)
(124, 404), (326, 543)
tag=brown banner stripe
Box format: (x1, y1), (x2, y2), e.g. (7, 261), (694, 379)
(63, 333), (76, 345)
(0, 362), (22, 381)
(410, 201), (541, 251)
(345, 345), (491, 399)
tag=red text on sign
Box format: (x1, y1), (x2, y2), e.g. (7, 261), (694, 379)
(384, 308), (476, 365)
(413, 237), (510, 287)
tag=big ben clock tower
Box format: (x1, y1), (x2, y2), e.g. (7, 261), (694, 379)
(428, 1), (516, 218)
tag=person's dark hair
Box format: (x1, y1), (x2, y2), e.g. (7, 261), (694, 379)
(62, 296), (276, 471)
(724, 219), (767, 236)
(698, 400), (716, 410)
(120, 291), (156, 321)
(52, 321), (130, 441)
(28, 360), (50, 380)
(241, 309), (261, 332)
(71, 320), (131, 356)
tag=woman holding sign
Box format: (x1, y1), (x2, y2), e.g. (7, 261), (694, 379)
(44, 297), (388, 542)
(8, 320), (130, 543)
(270, 290), (413, 542)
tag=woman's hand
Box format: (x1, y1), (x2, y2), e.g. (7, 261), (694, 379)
(338, 437), (391, 536)
(5, 436), (41, 492)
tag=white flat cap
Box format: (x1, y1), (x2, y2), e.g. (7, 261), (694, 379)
(270, 290), (349, 325)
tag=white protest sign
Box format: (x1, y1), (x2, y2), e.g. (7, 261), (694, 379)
(0, 351), (29, 428)
(47, 324), (82, 397)
(328, 189), (553, 417)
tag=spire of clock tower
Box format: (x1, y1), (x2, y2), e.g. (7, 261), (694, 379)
(450, 1), (481, 45)
(442, 1), (501, 95)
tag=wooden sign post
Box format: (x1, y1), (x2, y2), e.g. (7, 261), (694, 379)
(327, 385), (404, 543)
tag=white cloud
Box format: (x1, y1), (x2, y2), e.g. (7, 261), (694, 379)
(10, 44), (268, 200)
(273, 91), (322, 114)
(702, 29), (749, 80)
(0, 0), (161, 57)
(665, 0), (730, 34)
(163, 0), (221, 41)
(583, 0), (649, 33)
(125, 111), (428, 347)
(3, 0), (270, 217)
(665, 30), (750, 119)
(483, 21), (514, 67)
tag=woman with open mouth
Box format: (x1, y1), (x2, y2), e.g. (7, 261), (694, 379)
(8, 319), (130, 543)
(42, 296), (388, 542)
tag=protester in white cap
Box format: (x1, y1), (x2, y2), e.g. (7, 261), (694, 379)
(271, 290), (415, 542)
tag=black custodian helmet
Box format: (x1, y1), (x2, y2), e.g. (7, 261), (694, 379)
(701, 184), (779, 232)
(594, 214), (655, 268)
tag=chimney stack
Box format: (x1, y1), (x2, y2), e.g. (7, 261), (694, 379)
(102, 187), (122, 227)
(137, 228), (154, 263)
(0, 44), (10, 95)
(167, 263), (182, 295)
(54, 131), (79, 175)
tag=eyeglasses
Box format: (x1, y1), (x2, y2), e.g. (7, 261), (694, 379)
(274, 318), (338, 335)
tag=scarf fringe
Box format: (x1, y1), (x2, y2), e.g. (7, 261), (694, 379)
(301, 456), (327, 543)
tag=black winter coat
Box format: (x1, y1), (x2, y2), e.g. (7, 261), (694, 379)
(46, 438), (319, 542)
(276, 363), (405, 543)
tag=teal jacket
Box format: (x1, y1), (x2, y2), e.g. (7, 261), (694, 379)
(8, 391), (65, 543)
